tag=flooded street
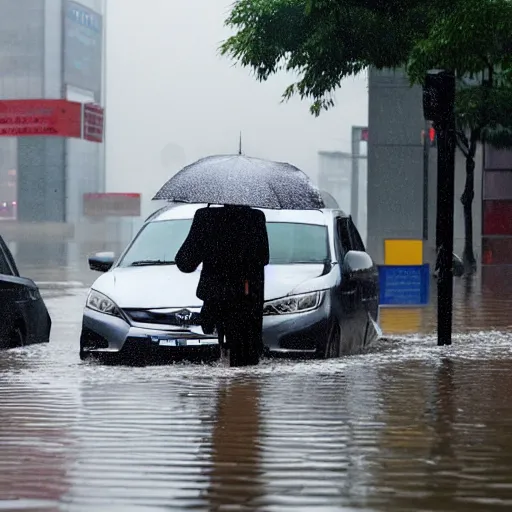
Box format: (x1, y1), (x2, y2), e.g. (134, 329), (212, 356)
(1, 281), (512, 511)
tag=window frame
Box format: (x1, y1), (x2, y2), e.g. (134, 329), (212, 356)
(334, 216), (354, 260)
(348, 217), (366, 252)
(0, 236), (18, 276)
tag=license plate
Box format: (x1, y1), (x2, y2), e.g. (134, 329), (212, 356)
(158, 338), (199, 347)
(150, 336), (216, 347)
(159, 339), (178, 347)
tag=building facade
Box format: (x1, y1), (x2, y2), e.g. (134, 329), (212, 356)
(482, 146), (512, 288)
(366, 67), (484, 268)
(367, 66), (512, 294)
(0, 0), (106, 223)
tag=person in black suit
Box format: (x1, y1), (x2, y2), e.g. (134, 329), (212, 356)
(175, 205), (269, 367)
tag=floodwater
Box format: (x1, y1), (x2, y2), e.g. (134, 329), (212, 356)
(1, 278), (512, 511)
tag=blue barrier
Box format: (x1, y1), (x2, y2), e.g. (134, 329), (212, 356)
(378, 264), (430, 306)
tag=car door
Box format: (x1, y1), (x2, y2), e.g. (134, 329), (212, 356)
(334, 215), (364, 352)
(0, 236), (51, 347)
(346, 217), (379, 323)
(0, 237), (22, 346)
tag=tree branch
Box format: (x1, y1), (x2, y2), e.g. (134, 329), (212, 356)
(456, 137), (469, 158)
(468, 128), (479, 158)
(456, 128), (469, 148)
(456, 129), (469, 158)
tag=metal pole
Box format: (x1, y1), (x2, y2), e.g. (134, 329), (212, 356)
(351, 126), (360, 226)
(422, 122), (429, 241)
(423, 71), (456, 346)
(434, 74), (456, 346)
(435, 142), (442, 251)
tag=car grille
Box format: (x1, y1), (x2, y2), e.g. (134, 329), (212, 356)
(123, 308), (201, 327)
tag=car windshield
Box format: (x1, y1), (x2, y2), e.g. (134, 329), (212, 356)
(117, 219), (329, 268)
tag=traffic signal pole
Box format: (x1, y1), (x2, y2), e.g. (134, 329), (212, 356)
(423, 71), (456, 346)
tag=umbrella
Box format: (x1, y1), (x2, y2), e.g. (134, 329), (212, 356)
(319, 190), (340, 209)
(152, 154), (325, 210)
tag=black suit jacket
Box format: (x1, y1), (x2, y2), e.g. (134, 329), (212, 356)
(175, 206), (269, 302)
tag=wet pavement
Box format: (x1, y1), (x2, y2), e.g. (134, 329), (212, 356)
(1, 279), (512, 511)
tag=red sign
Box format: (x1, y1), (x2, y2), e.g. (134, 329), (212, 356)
(0, 99), (82, 138)
(83, 193), (141, 217)
(83, 103), (104, 143)
(360, 127), (369, 142)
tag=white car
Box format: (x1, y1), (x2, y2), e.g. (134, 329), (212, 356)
(80, 203), (380, 362)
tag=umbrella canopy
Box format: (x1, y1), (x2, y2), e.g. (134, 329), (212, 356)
(152, 154), (325, 210)
(319, 190), (340, 209)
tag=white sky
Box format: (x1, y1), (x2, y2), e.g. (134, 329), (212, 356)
(105, 0), (368, 214)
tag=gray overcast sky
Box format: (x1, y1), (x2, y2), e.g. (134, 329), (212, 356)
(105, 0), (367, 213)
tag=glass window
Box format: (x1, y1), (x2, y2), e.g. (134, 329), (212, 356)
(0, 236), (17, 276)
(349, 219), (366, 251)
(336, 218), (353, 255)
(0, 248), (13, 276)
(266, 222), (329, 264)
(118, 219), (329, 267)
(118, 219), (193, 267)
(483, 200), (512, 236)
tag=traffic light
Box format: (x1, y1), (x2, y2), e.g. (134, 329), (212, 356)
(429, 127), (436, 147)
(421, 127), (437, 147)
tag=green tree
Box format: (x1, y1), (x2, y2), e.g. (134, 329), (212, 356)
(408, 0), (512, 273)
(221, 0), (512, 274)
(221, 0), (436, 114)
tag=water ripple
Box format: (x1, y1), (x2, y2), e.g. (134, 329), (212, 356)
(1, 285), (512, 510)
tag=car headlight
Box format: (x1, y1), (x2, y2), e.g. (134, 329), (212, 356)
(86, 290), (123, 318)
(263, 291), (324, 316)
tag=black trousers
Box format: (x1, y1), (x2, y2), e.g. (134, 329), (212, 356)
(201, 294), (264, 364)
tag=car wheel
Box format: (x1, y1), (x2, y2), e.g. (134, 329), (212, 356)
(79, 342), (91, 361)
(322, 321), (341, 359)
(9, 325), (25, 349)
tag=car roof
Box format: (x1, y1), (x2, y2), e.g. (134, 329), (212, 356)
(146, 202), (349, 225)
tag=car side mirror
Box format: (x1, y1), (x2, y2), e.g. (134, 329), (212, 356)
(88, 251), (115, 272)
(343, 250), (373, 274)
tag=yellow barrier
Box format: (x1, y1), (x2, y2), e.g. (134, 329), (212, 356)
(384, 239), (423, 266)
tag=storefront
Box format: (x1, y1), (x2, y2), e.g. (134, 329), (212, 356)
(481, 146), (512, 289)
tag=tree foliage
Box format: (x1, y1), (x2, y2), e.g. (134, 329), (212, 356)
(222, 0), (512, 126)
(407, 0), (512, 83)
(221, 0), (449, 114)
(222, 0), (436, 114)
(221, 0), (512, 274)
(406, 0), (512, 150)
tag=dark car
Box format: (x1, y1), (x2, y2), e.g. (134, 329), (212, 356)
(80, 204), (381, 361)
(0, 235), (52, 349)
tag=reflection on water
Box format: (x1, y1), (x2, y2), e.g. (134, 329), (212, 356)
(0, 381), (72, 510)
(0, 278), (512, 510)
(206, 378), (263, 510)
(381, 276), (512, 336)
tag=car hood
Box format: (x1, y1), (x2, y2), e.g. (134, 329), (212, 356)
(91, 264), (327, 309)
